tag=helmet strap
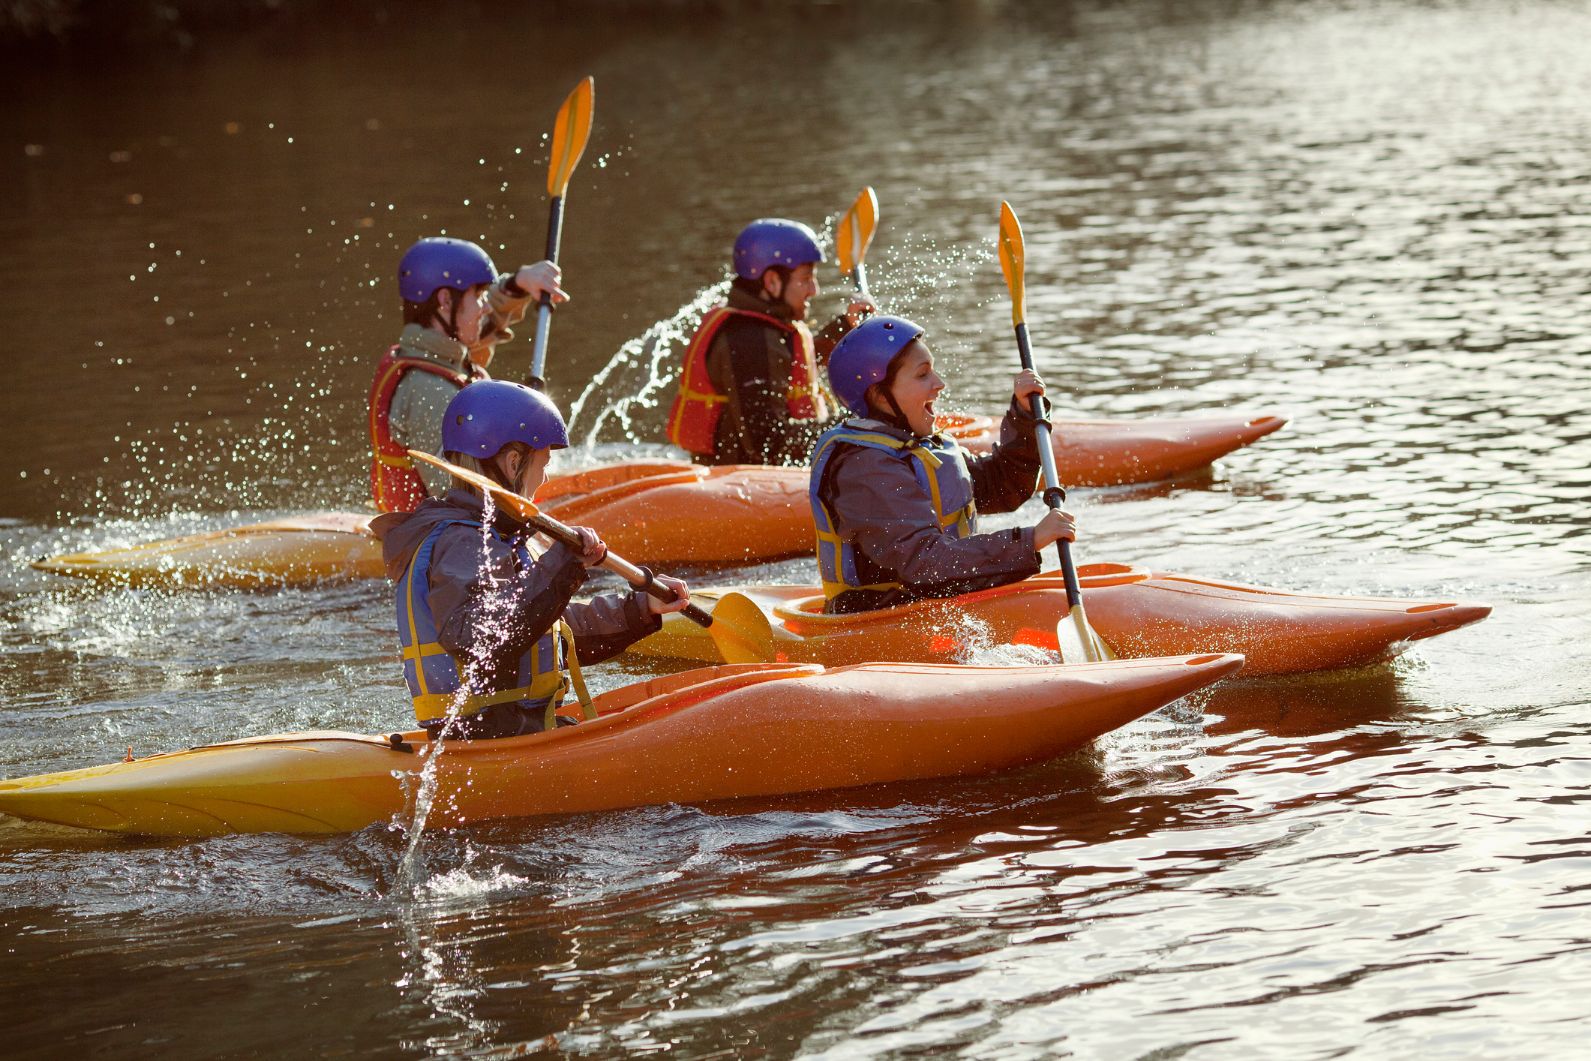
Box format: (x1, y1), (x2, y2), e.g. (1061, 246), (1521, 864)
(444, 289), (463, 342)
(865, 383), (911, 433)
(882, 390), (912, 433)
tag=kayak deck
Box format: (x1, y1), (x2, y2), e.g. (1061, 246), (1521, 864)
(0, 654), (1243, 837)
(633, 563), (1491, 675)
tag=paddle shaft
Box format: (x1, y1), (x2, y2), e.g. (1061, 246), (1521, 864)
(526, 197), (564, 391)
(1014, 321), (1085, 610)
(520, 500), (713, 628)
(852, 262), (871, 303)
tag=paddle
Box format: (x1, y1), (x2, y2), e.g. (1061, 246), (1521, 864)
(996, 200), (1112, 664)
(408, 450), (774, 665)
(836, 186), (879, 300)
(527, 76), (596, 392)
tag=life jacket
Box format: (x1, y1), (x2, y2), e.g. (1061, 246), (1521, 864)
(367, 346), (484, 514)
(808, 423), (978, 601)
(395, 520), (592, 730)
(665, 306), (828, 457)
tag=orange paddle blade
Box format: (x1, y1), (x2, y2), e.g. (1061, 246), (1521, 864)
(547, 76), (595, 198)
(836, 186), (879, 277)
(997, 200), (1026, 328)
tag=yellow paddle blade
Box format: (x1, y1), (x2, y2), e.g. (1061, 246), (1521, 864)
(997, 199), (1026, 328)
(709, 591), (776, 664)
(547, 76), (596, 198)
(836, 186), (879, 277)
(407, 450), (543, 524)
(1055, 602), (1115, 664)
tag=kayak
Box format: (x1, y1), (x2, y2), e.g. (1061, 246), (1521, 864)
(31, 411), (1284, 589)
(942, 410), (1287, 485)
(31, 460), (812, 588)
(631, 563), (1491, 676)
(0, 653), (1243, 837)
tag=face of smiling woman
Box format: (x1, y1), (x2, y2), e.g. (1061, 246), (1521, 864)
(877, 341), (946, 437)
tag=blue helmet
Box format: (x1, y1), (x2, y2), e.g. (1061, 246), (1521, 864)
(733, 219), (825, 281)
(397, 237), (498, 303)
(441, 380), (570, 458)
(827, 315), (926, 416)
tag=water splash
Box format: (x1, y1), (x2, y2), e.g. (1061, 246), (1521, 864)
(396, 490), (520, 891)
(565, 280), (729, 452)
(933, 608), (1061, 666)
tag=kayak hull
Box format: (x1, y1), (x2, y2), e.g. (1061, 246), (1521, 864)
(32, 412), (1284, 589)
(0, 654), (1242, 837)
(633, 563), (1491, 676)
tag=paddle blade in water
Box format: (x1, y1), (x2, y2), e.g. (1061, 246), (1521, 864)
(997, 200), (1026, 327)
(1056, 602), (1114, 664)
(547, 76), (595, 198)
(709, 591), (776, 664)
(837, 186), (879, 278)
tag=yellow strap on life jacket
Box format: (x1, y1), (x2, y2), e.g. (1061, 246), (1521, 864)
(811, 427), (975, 601)
(675, 381), (728, 405)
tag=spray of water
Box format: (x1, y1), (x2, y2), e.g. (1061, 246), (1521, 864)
(565, 280), (729, 453)
(396, 490), (525, 892)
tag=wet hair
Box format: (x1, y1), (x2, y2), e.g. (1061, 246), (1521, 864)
(402, 291), (446, 328)
(444, 444), (532, 494)
(403, 284), (486, 337)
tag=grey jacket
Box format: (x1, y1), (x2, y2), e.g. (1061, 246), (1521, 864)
(372, 489), (660, 684)
(813, 404), (1046, 613)
(384, 276), (533, 497)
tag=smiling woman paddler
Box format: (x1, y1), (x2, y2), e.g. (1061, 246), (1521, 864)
(808, 315), (1078, 615)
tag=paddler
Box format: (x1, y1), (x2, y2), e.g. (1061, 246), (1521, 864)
(372, 380), (688, 739)
(809, 315), (1077, 615)
(665, 218), (875, 466)
(368, 236), (569, 513)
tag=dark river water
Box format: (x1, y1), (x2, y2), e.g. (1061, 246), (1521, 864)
(4, 0), (1590, 1055)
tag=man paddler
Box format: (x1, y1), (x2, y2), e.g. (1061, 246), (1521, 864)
(368, 236), (568, 512)
(666, 218), (874, 466)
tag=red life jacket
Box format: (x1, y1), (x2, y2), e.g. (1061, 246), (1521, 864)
(367, 345), (484, 513)
(665, 306), (827, 457)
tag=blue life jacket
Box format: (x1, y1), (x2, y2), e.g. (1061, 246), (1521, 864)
(395, 520), (588, 727)
(808, 422), (978, 601)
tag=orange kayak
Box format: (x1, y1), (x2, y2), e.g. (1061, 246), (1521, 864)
(0, 654), (1242, 837)
(31, 411), (1284, 589)
(632, 563), (1491, 676)
(941, 410), (1287, 485)
(31, 460), (812, 588)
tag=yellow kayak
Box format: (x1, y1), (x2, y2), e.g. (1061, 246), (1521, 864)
(0, 654), (1243, 837)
